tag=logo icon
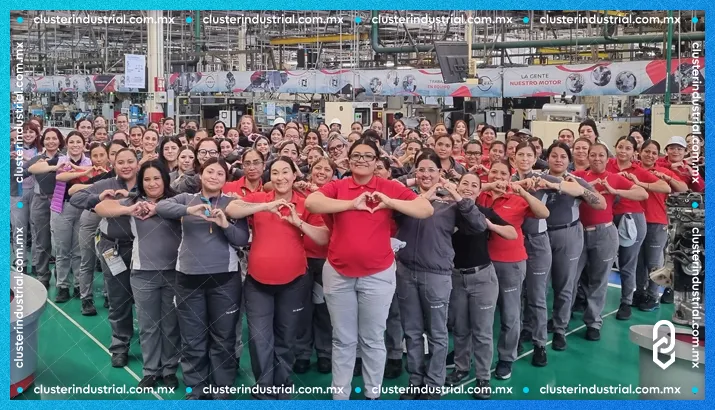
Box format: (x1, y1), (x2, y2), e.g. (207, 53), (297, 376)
(652, 320), (676, 370)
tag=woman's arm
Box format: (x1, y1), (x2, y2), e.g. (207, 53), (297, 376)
(224, 199), (287, 219)
(305, 192), (356, 214)
(487, 219), (517, 240)
(56, 167), (93, 182)
(28, 159), (58, 174)
(603, 178), (648, 201)
(94, 200), (137, 218)
(511, 184), (550, 218)
(68, 184), (90, 195)
(376, 193), (434, 219)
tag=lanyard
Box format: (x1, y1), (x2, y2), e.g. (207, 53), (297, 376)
(200, 196), (215, 233)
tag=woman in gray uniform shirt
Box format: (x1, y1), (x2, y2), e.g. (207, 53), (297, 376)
(69, 148), (140, 368)
(540, 142), (606, 351)
(94, 161), (181, 390)
(156, 157), (250, 400)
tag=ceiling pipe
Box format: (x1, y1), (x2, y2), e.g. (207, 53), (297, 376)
(370, 10), (705, 53)
(664, 10), (691, 126)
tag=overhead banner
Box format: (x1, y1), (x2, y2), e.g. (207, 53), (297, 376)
(166, 68), (503, 97)
(502, 57), (704, 97)
(10, 58), (702, 97)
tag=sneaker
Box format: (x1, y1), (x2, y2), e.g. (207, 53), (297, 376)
(293, 359), (310, 374)
(111, 353), (128, 368)
(138, 375), (157, 388)
(472, 380), (491, 400)
(660, 288), (674, 304)
(631, 291), (646, 308)
(81, 299), (97, 316)
(517, 342), (524, 355)
(585, 327), (601, 341)
(547, 318), (554, 333)
(55, 288), (71, 303)
(445, 370), (469, 386)
(162, 374), (179, 389)
(384, 358), (403, 379)
(353, 358), (363, 377)
(639, 296), (660, 312)
(532, 345), (547, 367)
(552, 333), (567, 351)
(399, 384), (422, 400)
(73, 286), (81, 298)
(494, 361), (512, 380)
(616, 303), (632, 320)
(445, 350), (455, 369)
(317, 357), (331, 374)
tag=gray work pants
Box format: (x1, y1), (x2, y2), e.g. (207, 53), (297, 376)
(576, 223), (619, 329)
(295, 258), (332, 361)
(385, 293), (403, 360)
(97, 238), (134, 354)
(131, 269), (180, 377)
(234, 249), (248, 362)
(245, 274), (307, 399)
(50, 202), (83, 289)
(494, 260), (527, 362)
(614, 213), (647, 304)
(78, 211), (101, 300)
(323, 261), (395, 400)
(636, 223), (668, 299)
(396, 261), (451, 388)
(522, 233), (551, 346)
(30, 193), (53, 283)
(175, 273), (241, 398)
(450, 265), (498, 380)
(548, 223), (584, 334)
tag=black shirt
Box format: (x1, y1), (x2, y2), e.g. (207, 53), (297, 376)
(452, 205), (510, 269)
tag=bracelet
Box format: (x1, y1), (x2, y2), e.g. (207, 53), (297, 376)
(297, 221), (304, 230)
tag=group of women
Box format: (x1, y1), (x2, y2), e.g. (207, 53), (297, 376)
(9, 113), (702, 400)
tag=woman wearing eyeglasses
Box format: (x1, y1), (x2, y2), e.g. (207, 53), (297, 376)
(326, 134), (350, 178)
(305, 138), (433, 400)
(173, 138), (221, 194)
(155, 157), (250, 400)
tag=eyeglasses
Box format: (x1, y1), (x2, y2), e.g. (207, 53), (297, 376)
(465, 151), (482, 156)
(244, 160), (264, 169)
(328, 145), (345, 153)
(416, 167), (439, 173)
(350, 153), (376, 162)
(198, 149), (219, 156)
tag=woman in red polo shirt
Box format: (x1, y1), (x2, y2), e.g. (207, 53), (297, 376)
(606, 136), (670, 320)
(294, 157), (337, 375)
(305, 137), (433, 400)
(478, 161), (549, 380)
(478, 141), (507, 182)
(573, 143), (646, 340)
(635, 140), (688, 311)
(656, 136), (704, 192)
(225, 156), (329, 399)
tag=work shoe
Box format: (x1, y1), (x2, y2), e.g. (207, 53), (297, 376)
(399, 384), (422, 400)
(384, 358), (403, 379)
(317, 357), (331, 374)
(639, 296), (660, 312)
(111, 353), (128, 368)
(162, 374), (179, 389)
(494, 361), (512, 380)
(552, 333), (567, 351)
(445, 370), (469, 386)
(631, 291), (646, 308)
(81, 299), (97, 316)
(138, 375), (157, 388)
(660, 288), (674, 304)
(73, 286), (81, 298)
(616, 303), (632, 320)
(55, 287), (71, 303)
(293, 359), (310, 374)
(472, 380), (491, 400)
(585, 327), (601, 341)
(532, 345), (547, 367)
(445, 350), (455, 369)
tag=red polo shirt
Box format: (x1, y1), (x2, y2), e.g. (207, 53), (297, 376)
(605, 158), (658, 215)
(477, 190), (530, 262)
(243, 191), (321, 285)
(641, 166), (678, 225)
(573, 170), (633, 227)
(223, 176), (263, 198)
(656, 157), (705, 192)
(318, 176), (417, 277)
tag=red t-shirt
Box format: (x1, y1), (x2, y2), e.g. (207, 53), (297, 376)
(573, 170), (633, 227)
(477, 190), (530, 262)
(223, 176), (263, 198)
(243, 191), (322, 285)
(656, 157), (704, 192)
(641, 166), (679, 225)
(605, 158), (657, 215)
(318, 176), (417, 277)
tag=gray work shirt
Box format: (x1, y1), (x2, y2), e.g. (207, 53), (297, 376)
(531, 170), (595, 227)
(69, 177), (135, 241)
(122, 198), (182, 272)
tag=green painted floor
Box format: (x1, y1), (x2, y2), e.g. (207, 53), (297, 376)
(16, 270), (675, 400)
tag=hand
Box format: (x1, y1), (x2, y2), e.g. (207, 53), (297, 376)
(10, 151), (17, 159)
(113, 189), (130, 199)
(535, 177), (559, 191)
(206, 208), (230, 228)
(335, 157), (349, 168)
(265, 199), (291, 217)
(620, 172), (640, 185)
(601, 178), (619, 195)
(369, 191), (392, 212)
(99, 189), (116, 201)
(420, 183), (441, 201)
(279, 203), (302, 227)
(186, 204), (211, 219)
(446, 168), (460, 180)
(651, 170), (668, 180)
(308, 183), (320, 192)
(443, 182), (463, 202)
(510, 182), (526, 196)
(352, 191), (373, 212)
(140, 201), (158, 220)
(294, 181), (310, 191)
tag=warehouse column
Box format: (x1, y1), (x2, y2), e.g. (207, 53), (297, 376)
(238, 26), (247, 71)
(146, 10), (165, 124)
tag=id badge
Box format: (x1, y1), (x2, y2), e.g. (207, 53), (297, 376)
(102, 248), (127, 276)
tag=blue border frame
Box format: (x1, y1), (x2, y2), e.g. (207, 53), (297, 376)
(1, 2), (712, 407)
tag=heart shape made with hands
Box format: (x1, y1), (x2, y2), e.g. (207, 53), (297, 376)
(364, 192), (384, 209)
(277, 203), (293, 217)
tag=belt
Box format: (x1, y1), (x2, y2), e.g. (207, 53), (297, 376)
(458, 263), (491, 275)
(547, 220), (579, 232)
(100, 232), (133, 246)
(525, 231), (547, 239)
(585, 221), (613, 231)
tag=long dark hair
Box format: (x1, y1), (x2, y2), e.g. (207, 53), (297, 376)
(159, 136), (182, 169)
(136, 160), (176, 201)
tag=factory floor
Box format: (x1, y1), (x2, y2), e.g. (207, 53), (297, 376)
(16, 270), (677, 400)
